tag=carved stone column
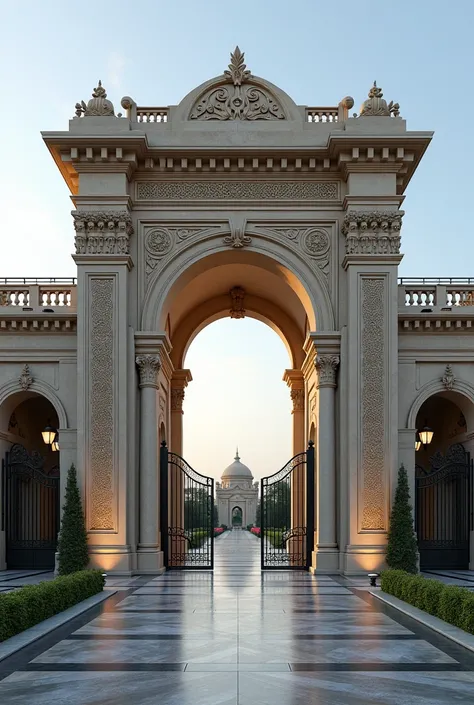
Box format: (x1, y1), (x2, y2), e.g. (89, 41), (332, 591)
(170, 371), (192, 554)
(136, 354), (162, 573)
(313, 354), (339, 572)
(284, 369), (306, 564)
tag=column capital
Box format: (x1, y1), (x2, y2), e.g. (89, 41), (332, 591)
(136, 354), (161, 389)
(341, 210), (404, 256)
(315, 355), (340, 389)
(290, 388), (305, 413)
(171, 388), (185, 413)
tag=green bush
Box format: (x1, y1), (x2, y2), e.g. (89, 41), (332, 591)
(460, 593), (474, 633)
(264, 529), (285, 549)
(381, 569), (474, 635)
(190, 529), (210, 548)
(57, 464), (89, 575)
(438, 586), (467, 629)
(386, 465), (418, 574)
(0, 570), (104, 642)
(420, 579), (445, 616)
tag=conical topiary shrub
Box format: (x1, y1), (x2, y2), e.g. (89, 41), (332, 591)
(386, 464), (418, 574)
(57, 464), (89, 575)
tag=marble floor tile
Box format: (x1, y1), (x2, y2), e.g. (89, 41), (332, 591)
(33, 638), (238, 664)
(238, 638), (456, 663)
(237, 671), (474, 705)
(0, 532), (470, 705)
(0, 671), (238, 705)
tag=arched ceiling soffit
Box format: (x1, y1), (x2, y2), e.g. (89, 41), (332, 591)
(142, 243), (333, 332)
(177, 47), (301, 123)
(407, 384), (474, 435)
(171, 292), (302, 370)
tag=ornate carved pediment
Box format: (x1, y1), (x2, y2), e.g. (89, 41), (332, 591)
(189, 47), (286, 121)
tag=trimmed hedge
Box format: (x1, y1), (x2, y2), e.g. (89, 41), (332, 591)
(0, 570), (105, 642)
(381, 569), (474, 634)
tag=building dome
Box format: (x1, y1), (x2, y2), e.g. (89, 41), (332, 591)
(221, 450), (253, 480)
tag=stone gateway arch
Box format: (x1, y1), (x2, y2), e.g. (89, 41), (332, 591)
(2, 48), (474, 576)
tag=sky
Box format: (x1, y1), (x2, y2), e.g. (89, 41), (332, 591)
(1, 1), (473, 479)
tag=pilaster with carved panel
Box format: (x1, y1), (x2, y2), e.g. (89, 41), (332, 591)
(341, 209), (402, 575)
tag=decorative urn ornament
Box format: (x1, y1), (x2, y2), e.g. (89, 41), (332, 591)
(360, 81), (400, 117)
(75, 81), (115, 117)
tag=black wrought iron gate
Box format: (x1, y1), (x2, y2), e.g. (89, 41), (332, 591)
(415, 444), (474, 570)
(261, 442), (315, 570)
(1, 444), (60, 569)
(160, 442), (214, 569)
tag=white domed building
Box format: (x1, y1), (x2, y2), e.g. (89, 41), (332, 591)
(216, 450), (259, 527)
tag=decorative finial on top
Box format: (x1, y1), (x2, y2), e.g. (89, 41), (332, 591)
(235, 447), (240, 461)
(359, 80), (400, 118)
(75, 80), (115, 117)
(224, 46), (251, 86)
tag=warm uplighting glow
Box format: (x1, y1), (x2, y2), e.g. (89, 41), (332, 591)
(419, 425), (434, 446)
(42, 423), (56, 445)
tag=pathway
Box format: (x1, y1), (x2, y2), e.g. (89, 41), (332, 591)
(1, 531), (474, 703)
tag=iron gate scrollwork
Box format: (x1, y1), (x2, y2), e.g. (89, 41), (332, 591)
(160, 442), (214, 569)
(261, 442), (314, 570)
(1, 444), (60, 569)
(415, 443), (474, 570)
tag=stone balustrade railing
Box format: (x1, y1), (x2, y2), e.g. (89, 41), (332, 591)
(136, 107), (169, 123)
(305, 107), (339, 123)
(398, 278), (474, 307)
(0, 279), (77, 309)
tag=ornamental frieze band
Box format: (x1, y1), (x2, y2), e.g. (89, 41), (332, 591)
(136, 181), (339, 201)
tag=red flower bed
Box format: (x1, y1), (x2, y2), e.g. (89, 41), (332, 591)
(214, 527), (225, 536)
(250, 527), (261, 536)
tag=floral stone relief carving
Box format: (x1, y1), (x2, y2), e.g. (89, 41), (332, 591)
(73, 211), (133, 255)
(359, 82), (400, 118)
(19, 364), (33, 391)
(144, 226), (220, 278)
(252, 226), (331, 283)
(361, 278), (386, 531)
(342, 211), (404, 255)
(442, 364), (456, 391)
(190, 47), (285, 121)
(89, 278), (115, 531)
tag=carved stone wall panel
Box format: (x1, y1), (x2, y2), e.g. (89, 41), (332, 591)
(89, 277), (115, 531)
(142, 225), (223, 279)
(248, 223), (335, 289)
(136, 181), (339, 202)
(361, 277), (386, 531)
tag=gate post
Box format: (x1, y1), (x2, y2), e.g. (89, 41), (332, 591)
(306, 441), (315, 568)
(160, 441), (169, 569)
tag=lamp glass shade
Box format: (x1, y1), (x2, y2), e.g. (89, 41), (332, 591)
(42, 425), (56, 445)
(419, 427), (434, 446)
(51, 434), (60, 452)
(415, 431), (422, 451)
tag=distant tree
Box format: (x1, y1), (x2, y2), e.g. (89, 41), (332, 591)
(57, 465), (89, 575)
(184, 487), (212, 529)
(386, 465), (418, 574)
(262, 482), (290, 529)
(213, 504), (218, 528)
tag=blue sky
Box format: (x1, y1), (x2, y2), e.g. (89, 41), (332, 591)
(2, 1), (472, 478)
